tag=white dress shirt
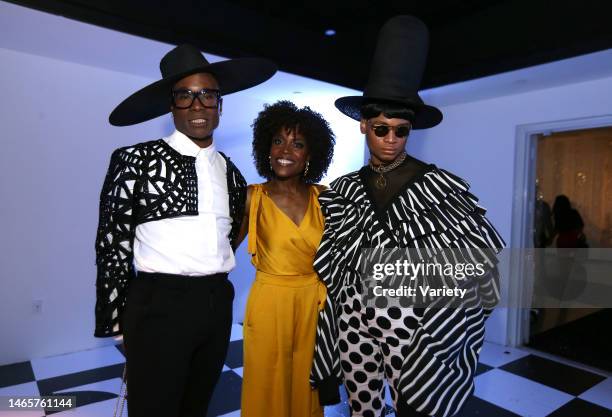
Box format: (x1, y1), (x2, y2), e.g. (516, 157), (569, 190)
(133, 130), (235, 275)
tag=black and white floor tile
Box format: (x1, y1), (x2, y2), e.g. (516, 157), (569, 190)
(1, 324), (611, 417)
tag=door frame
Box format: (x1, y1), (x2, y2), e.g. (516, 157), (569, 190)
(507, 114), (612, 346)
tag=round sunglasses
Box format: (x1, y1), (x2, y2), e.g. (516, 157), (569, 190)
(368, 123), (411, 138)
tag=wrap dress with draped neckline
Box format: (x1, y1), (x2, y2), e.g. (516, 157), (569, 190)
(241, 184), (327, 417)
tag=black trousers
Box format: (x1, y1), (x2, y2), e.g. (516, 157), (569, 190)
(122, 272), (234, 417)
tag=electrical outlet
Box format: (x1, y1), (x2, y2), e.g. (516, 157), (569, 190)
(32, 300), (43, 314)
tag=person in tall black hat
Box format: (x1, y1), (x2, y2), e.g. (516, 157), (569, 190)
(310, 16), (505, 417)
(94, 44), (276, 417)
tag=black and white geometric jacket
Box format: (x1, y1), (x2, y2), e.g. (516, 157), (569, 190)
(94, 139), (246, 337)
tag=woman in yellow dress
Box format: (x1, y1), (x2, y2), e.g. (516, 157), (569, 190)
(236, 101), (336, 417)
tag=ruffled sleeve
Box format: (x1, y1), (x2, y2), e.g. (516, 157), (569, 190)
(310, 186), (349, 404)
(392, 167), (505, 417)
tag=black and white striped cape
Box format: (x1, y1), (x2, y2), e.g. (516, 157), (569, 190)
(310, 165), (505, 416)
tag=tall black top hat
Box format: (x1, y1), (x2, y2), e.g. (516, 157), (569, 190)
(335, 16), (442, 129)
(109, 44), (277, 126)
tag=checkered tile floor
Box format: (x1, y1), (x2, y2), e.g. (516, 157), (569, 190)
(1, 324), (611, 416)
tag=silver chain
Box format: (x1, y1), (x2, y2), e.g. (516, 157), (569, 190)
(368, 151), (407, 173)
(113, 365), (127, 417)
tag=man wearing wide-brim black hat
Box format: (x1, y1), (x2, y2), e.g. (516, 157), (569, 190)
(94, 44), (276, 417)
(310, 16), (505, 417)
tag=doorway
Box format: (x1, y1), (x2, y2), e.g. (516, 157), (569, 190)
(527, 127), (612, 371)
(508, 116), (612, 372)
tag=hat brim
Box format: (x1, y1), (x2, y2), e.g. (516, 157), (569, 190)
(109, 58), (277, 126)
(334, 96), (442, 129)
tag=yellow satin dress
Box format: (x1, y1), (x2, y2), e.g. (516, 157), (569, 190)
(241, 184), (326, 417)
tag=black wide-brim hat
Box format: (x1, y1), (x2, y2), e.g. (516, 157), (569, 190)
(335, 16), (442, 129)
(109, 44), (277, 126)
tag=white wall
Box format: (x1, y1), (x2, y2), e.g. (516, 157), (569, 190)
(0, 1), (363, 365)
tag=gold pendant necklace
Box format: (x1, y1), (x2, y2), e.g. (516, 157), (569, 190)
(375, 173), (387, 189)
(369, 152), (407, 190)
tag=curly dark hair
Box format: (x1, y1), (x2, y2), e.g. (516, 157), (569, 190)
(252, 100), (335, 183)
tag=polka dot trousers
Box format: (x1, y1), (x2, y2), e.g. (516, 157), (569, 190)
(338, 286), (424, 417)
